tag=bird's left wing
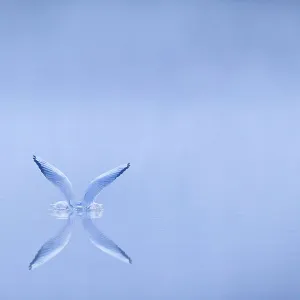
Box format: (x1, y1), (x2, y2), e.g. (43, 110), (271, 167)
(33, 155), (74, 206)
(82, 217), (132, 264)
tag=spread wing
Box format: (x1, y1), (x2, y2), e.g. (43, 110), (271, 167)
(33, 155), (74, 205)
(82, 163), (130, 207)
(82, 217), (132, 264)
(29, 218), (73, 270)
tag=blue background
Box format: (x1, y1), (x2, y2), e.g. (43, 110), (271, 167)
(0, 1), (300, 299)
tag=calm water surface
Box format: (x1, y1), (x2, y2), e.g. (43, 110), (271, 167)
(0, 2), (300, 299)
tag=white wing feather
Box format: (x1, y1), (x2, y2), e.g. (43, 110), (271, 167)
(82, 217), (132, 264)
(33, 155), (74, 205)
(82, 163), (130, 207)
(29, 218), (73, 270)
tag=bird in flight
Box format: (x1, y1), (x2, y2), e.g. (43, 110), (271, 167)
(32, 155), (130, 213)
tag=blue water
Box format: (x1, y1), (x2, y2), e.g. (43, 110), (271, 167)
(0, 2), (300, 299)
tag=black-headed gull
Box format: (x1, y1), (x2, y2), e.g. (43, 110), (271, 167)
(32, 155), (130, 214)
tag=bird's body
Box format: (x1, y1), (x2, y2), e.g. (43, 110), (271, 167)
(49, 202), (104, 219)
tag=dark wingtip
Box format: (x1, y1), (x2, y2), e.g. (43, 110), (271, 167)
(127, 163), (130, 168)
(33, 155), (40, 167)
(129, 258), (132, 264)
(28, 264), (32, 270)
(32, 155), (44, 174)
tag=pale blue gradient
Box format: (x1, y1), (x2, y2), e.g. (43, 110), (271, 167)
(0, 1), (300, 299)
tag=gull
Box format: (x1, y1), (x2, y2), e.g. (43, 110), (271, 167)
(32, 155), (130, 213)
(29, 213), (132, 270)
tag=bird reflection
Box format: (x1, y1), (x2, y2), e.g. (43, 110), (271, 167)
(29, 208), (132, 270)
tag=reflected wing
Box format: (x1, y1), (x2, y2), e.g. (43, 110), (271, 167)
(82, 217), (132, 264)
(29, 219), (73, 270)
(33, 155), (74, 205)
(82, 163), (130, 207)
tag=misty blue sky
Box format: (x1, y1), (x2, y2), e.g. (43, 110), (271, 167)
(0, 1), (300, 299)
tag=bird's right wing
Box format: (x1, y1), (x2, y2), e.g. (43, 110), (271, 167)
(82, 217), (132, 264)
(29, 218), (73, 270)
(33, 155), (74, 206)
(82, 163), (130, 207)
